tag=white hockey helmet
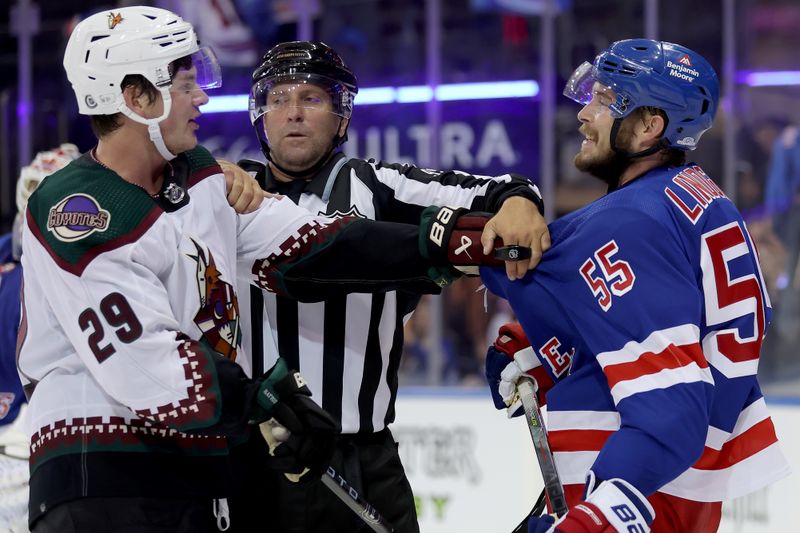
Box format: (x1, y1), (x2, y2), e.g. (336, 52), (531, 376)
(16, 143), (81, 215)
(63, 6), (221, 159)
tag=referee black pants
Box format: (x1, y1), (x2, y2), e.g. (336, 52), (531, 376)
(228, 427), (419, 533)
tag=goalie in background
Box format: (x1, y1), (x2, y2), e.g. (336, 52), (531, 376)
(484, 39), (791, 533)
(0, 144), (81, 533)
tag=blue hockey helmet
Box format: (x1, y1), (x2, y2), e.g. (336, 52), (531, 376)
(563, 39), (720, 151)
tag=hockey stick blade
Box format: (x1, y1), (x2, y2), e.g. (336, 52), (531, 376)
(322, 465), (395, 533)
(511, 377), (567, 533)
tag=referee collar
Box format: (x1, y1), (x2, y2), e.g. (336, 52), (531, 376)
(263, 152), (348, 200)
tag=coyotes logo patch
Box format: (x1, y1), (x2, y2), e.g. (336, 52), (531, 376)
(187, 238), (241, 360)
(47, 193), (110, 242)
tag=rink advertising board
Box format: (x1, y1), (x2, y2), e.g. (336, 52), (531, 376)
(391, 391), (800, 533)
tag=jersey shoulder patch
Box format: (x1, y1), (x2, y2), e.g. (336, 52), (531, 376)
(26, 156), (162, 276)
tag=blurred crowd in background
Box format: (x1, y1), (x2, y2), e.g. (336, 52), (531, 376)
(2, 0), (799, 392)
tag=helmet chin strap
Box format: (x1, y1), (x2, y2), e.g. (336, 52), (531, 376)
(119, 89), (178, 161)
(147, 123), (178, 161)
(609, 117), (667, 159)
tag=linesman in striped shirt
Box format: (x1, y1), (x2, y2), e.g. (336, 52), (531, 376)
(233, 41), (550, 533)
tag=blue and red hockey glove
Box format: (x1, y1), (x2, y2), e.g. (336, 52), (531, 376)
(485, 322), (553, 417)
(528, 472), (655, 533)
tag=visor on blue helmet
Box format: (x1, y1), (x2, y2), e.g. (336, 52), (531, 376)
(563, 61), (630, 118)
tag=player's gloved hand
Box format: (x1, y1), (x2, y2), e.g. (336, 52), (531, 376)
(527, 472), (654, 533)
(485, 323), (553, 417)
(419, 206), (531, 283)
(252, 358), (340, 481)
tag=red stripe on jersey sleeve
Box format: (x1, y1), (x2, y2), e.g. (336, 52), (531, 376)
(692, 417), (779, 470)
(603, 343), (706, 390)
(549, 429), (614, 453)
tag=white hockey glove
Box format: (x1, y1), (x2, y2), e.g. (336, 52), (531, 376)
(485, 323), (553, 417)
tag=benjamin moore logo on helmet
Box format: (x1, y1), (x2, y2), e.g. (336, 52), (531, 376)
(47, 194), (110, 242)
(666, 58), (700, 83)
(107, 12), (124, 30)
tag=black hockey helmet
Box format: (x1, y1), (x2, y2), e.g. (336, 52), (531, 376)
(250, 41), (358, 124)
(249, 41), (358, 175)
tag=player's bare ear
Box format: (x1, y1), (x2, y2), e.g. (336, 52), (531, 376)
(338, 117), (349, 138)
(122, 84), (160, 119)
(643, 113), (666, 138)
(122, 86), (144, 116)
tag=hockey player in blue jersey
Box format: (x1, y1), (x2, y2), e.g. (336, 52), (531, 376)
(484, 39), (791, 533)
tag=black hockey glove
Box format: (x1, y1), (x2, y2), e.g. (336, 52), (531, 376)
(419, 206), (532, 283)
(253, 358), (340, 481)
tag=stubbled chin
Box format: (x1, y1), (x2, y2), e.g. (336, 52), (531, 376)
(574, 150), (590, 165)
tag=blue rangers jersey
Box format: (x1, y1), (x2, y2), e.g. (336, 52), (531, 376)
(482, 164), (790, 508)
(0, 234), (25, 428)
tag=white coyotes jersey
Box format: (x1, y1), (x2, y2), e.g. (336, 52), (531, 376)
(17, 146), (345, 463)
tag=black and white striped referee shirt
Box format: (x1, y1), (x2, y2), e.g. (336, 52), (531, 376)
(237, 152), (542, 434)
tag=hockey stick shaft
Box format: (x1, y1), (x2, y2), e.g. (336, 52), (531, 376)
(321, 465), (395, 533)
(511, 377), (567, 532)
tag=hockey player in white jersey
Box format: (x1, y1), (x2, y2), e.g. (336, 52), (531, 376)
(484, 39), (791, 533)
(17, 7), (521, 533)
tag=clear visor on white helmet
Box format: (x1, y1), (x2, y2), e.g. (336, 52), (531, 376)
(168, 46), (223, 93)
(563, 61), (627, 118)
(116, 46), (222, 161)
(249, 74), (353, 125)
